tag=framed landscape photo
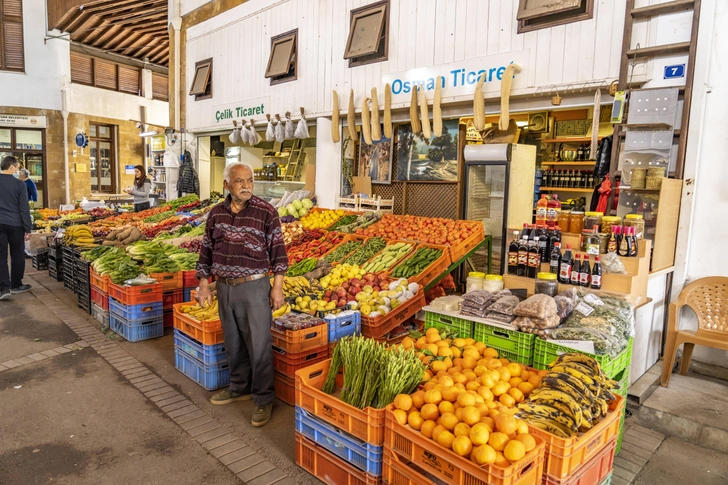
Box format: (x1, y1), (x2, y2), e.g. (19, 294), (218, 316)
(396, 119), (459, 182)
(358, 133), (392, 184)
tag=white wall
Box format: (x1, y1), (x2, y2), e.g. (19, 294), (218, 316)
(67, 84), (169, 127)
(180, 0), (210, 17)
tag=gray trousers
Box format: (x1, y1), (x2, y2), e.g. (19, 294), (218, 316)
(217, 277), (275, 406)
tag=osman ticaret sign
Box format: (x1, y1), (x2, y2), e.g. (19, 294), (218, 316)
(213, 97), (270, 126)
(381, 50), (530, 102)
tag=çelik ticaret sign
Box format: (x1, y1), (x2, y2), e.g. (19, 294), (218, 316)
(381, 50), (530, 102)
(213, 97), (270, 126)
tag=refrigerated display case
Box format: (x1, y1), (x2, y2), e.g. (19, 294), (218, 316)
(462, 143), (536, 274)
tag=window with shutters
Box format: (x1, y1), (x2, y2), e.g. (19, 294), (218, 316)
(517, 0), (593, 33)
(70, 51), (143, 96)
(118, 65), (140, 95)
(344, 1), (389, 68)
(265, 29), (297, 85)
(189, 58), (212, 100)
(152, 72), (168, 101)
(0, 0), (24, 72)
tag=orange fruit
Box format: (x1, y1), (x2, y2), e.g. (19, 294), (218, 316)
(485, 399), (498, 410)
(474, 341), (487, 352)
(408, 411), (424, 430)
(508, 388), (525, 403)
(436, 340), (449, 348)
(488, 370), (502, 382)
(476, 403), (489, 416)
(411, 390), (426, 409)
(488, 408), (501, 419)
(469, 422), (491, 446)
(497, 367), (512, 382)
(518, 382), (535, 396)
(452, 435), (473, 457)
(449, 346), (462, 358)
(528, 375), (542, 388)
(393, 409), (408, 425)
(426, 327), (439, 336)
(478, 386), (494, 401)
(454, 383), (466, 391)
(461, 356), (477, 370)
(492, 381), (510, 397)
(483, 348), (499, 359)
(495, 414), (518, 435)
(516, 419), (529, 434)
(443, 357), (453, 369)
(394, 394), (413, 411)
(516, 433), (537, 452)
(464, 338), (476, 346)
(520, 370), (531, 381)
(480, 416), (496, 432)
(486, 359), (503, 370)
(425, 343), (439, 355)
(455, 407), (464, 421)
(438, 347), (453, 358)
(402, 337), (415, 349)
(457, 392), (476, 408)
(439, 400), (455, 415)
(463, 349), (480, 361)
(506, 363), (522, 378)
(416, 336), (427, 349)
(424, 389), (442, 405)
(420, 403), (440, 421)
(436, 430), (456, 450)
(499, 393), (516, 408)
(439, 376), (454, 388)
(466, 380), (481, 392)
(423, 370), (434, 380)
(472, 444), (497, 465)
(452, 373), (468, 384)
(421, 420), (437, 439)
(538, 370), (549, 377)
(494, 451), (510, 467)
(424, 381), (436, 391)
(474, 365), (488, 377)
(426, 333), (441, 344)
(430, 360), (447, 373)
(509, 377), (523, 388)
(499, 358), (511, 367)
(461, 406), (481, 426)
(480, 374), (496, 389)
(463, 371), (477, 382)
(452, 358), (463, 368)
(488, 432), (509, 452)
(453, 337), (466, 347)
(440, 412), (459, 431)
(442, 386), (460, 403)
(504, 440), (526, 463)
(431, 425), (447, 442)
(454, 422), (471, 437)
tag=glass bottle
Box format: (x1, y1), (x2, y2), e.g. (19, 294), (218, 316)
(591, 256), (602, 289)
(517, 235), (529, 276)
(571, 254), (581, 285)
(508, 231), (520, 275)
(528, 237), (541, 278)
(559, 244), (574, 284)
(549, 242), (562, 275)
(580, 256), (591, 287)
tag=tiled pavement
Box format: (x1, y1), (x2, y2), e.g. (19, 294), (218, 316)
(2, 278), (297, 485)
(613, 422), (666, 485)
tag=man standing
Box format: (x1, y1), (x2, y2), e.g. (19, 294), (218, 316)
(0, 156), (32, 300)
(195, 162), (287, 427)
(19, 169), (38, 204)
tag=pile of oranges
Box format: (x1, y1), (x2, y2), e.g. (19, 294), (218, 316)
(392, 327), (549, 466)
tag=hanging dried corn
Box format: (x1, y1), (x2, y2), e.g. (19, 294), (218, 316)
(474, 73), (486, 131)
(591, 89), (601, 158)
(361, 98), (372, 145)
(332, 90), (340, 143)
(383, 83), (393, 139)
(410, 87), (421, 134)
(433, 76), (443, 137)
(347, 89), (357, 141)
(371, 87), (382, 141)
(499, 63), (522, 131)
(419, 88), (431, 139)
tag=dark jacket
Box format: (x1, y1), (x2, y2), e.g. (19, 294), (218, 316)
(177, 151), (200, 196)
(0, 174), (32, 232)
(24, 178), (38, 202)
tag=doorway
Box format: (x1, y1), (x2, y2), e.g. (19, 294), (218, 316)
(89, 124), (116, 193)
(0, 127), (48, 208)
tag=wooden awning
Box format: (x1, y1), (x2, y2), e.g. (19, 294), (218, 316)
(53, 0), (169, 66)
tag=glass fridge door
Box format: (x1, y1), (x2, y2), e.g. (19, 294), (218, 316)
(464, 163), (506, 274)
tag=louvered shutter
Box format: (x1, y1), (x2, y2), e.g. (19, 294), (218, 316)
(2, 0), (24, 71)
(70, 52), (93, 84)
(94, 59), (117, 90)
(152, 72), (168, 101)
(118, 65), (140, 94)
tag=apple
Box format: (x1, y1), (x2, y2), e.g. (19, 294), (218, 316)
(323, 297), (330, 303)
(337, 288), (348, 299)
(342, 281), (350, 290)
(337, 298), (347, 307)
(324, 290), (332, 299)
(373, 286), (380, 292)
(364, 274), (375, 282)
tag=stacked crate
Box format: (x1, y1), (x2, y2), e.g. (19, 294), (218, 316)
(32, 249), (48, 271)
(325, 310), (362, 357)
(182, 270), (198, 303)
(47, 244), (63, 282)
(172, 302), (229, 390)
(151, 271), (183, 328)
(75, 256), (92, 314)
(62, 246), (77, 293)
(90, 269), (110, 327)
(108, 281), (164, 342)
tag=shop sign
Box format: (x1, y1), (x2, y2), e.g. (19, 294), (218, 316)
(0, 114), (47, 128)
(382, 50), (530, 103)
(213, 97), (270, 126)
(125, 165), (136, 175)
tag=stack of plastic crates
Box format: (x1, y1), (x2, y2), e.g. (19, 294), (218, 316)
(32, 249), (48, 271)
(108, 281), (164, 342)
(76, 256), (92, 314)
(172, 302), (229, 390)
(90, 269), (110, 327)
(47, 244), (63, 282)
(62, 245), (77, 293)
(182, 270), (198, 303)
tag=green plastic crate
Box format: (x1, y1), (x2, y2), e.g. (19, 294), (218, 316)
(424, 311), (474, 338)
(473, 322), (536, 366)
(614, 368), (629, 455)
(599, 473), (612, 485)
(532, 338), (633, 379)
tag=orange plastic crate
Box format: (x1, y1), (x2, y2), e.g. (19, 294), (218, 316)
(360, 292), (425, 340)
(295, 433), (380, 485)
(273, 345), (329, 378)
(388, 243), (451, 287)
(182, 270), (199, 288)
(543, 438), (616, 485)
(172, 303), (224, 345)
(91, 285), (108, 311)
(150, 271), (183, 291)
(528, 394), (624, 481)
(321, 234), (369, 264)
(295, 359), (386, 446)
(274, 372), (296, 405)
(108, 281), (163, 306)
(270, 323), (328, 354)
(384, 405), (546, 485)
(90, 269), (109, 293)
(449, 224), (485, 263)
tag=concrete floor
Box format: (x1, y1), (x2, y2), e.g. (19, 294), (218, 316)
(635, 437), (728, 485)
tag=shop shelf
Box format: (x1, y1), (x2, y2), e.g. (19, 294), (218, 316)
(532, 338), (633, 379)
(182, 270), (199, 288)
(528, 394), (624, 480)
(91, 286), (109, 311)
(387, 243), (451, 287)
(91, 302), (109, 327)
(326, 311), (362, 342)
(424, 310), (475, 339)
(295, 406), (383, 476)
(273, 345), (328, 378)
(275, 372), (296, 405)
(108, 281), (163, 306)
(90, 269), (109, 293)
(542, 439), (616, 485)
(295, 433), (380, 485)
(149, 271), (183, 291)
(360, 292), (425, 340)
(173, 329), (226, 366)
(109, 298), (164, 322)
(449, 224), (485, 263)
(172, 303), (224, 345)
(270, 323), (328, 354)
(295, 359), (386, 446)
(164, 310), (174, 328)
(110, 313), (164, 342)
(474, 321), (536, 366)
(162, 289), (183, 310)
(174, 347), (230, 391)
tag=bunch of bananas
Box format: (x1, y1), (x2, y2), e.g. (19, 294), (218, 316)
(63, 225), (96, 247)
(517, 353), (618, 438)
(272, 303), (292, 317)
(179, 299), (219, 323)
(278, 276), (311, 299)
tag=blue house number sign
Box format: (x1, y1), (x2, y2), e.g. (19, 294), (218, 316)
(663, 64), (685, 80)
(75, 133), (89, 148)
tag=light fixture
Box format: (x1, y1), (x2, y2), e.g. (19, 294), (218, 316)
(139, 130), (158, 137)
(516, 121), (530, 127)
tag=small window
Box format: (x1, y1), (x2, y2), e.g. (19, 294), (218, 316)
(344, 1), (389, 67)
(189, 58), (212, 100)
(152, 72), (169, 101)
(265, 29), (297, 85)
(517, 0), (593, 33)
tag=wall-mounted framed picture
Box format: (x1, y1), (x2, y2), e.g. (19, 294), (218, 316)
(396, 119), (459, 182)
(358, 133), (392, 184)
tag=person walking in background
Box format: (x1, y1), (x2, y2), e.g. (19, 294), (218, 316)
(0, 156), (32, 300)
(195, 162), (287, 427)
(177, 151), (200, 198)
(18, 169), (38, 205)
(124, 165), (151, 212)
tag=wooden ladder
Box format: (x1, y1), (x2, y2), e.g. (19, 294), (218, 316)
(609, 0), (701, 180)
(284, 138), (306, 181)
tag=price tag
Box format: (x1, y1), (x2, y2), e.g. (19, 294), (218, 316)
(584, 294), (604, 306)
(575, 302), (595, 316)
(554, 340), (596, 354)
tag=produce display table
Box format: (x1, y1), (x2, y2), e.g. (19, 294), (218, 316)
(423, 235), (492, 291)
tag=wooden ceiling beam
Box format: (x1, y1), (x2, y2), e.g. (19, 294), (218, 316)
(151, 50), (169, 65)
(69, 17), (103, 42)
(107, 5), (166, 22)
(75, 18), (110, 44)
(89, 23), (123, 48)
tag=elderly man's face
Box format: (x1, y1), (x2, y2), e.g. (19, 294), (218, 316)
(224, 165), (254, 203)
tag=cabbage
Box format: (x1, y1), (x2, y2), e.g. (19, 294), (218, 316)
(298, 207), (309, 217)
(301, 198), (314, 209)
(277, 207), (288, 217)
(290, 209), (299, 219)
(285, 203), (297, 215)
(292, 199), (303, 211)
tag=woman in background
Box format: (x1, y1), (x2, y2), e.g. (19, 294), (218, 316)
(124, 165), (151, 212)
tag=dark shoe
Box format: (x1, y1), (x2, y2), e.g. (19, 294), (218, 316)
(209, 388), (251, 405)
(0, 290), (10, 300)
(10, 284), (31, 294)
(252, 404), (272, 427)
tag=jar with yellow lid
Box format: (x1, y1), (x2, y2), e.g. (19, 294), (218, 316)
(558, 210), (571, 233)
(624, 214), (645, 239)
(466, 272), (485, 293)
(601, 216), (622, 234)
(569, 211), (584, 235)
(483, 274), (504, 292)
(584, 212), (603, 233)
(535, 272), (558, 297)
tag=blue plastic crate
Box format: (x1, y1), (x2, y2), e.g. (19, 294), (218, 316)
(174, 348), (230, 391)
(109, 313), (164, 342)
(183, 288), (193, 302)
(173, 329), (227, 366)
(295, 406), (383, 476)
(109, 298), (163, 322)
(326, 311), (362, 342)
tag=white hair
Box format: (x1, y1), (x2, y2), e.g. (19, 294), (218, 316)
(223, 162), (255, 183)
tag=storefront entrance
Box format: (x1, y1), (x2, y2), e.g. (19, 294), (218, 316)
(89, 123), (117, 194)
(0, 126), (47, 208)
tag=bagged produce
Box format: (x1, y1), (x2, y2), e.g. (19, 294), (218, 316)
(563, 289), (635, 340)
(487, 295), (520, 314)
(544, 327), (627, 357)
(484, 311), (515, 324)
(601, 252), (627, 274)
(554, 288), (578, 319)
(514, 314), (561, 335)
(514, 294), (558, 320)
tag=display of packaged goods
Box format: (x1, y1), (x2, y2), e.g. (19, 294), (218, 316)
(273, 312), (326, 332)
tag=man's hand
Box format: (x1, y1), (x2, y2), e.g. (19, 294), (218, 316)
(270, 274), (285, 310)
(24, 233), (30, 241)
(195, 279), (213, 307)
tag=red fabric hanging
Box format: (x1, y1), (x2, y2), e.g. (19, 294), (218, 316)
(596, 175), (612, 214)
